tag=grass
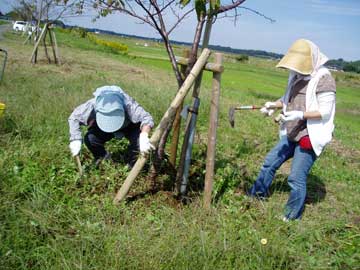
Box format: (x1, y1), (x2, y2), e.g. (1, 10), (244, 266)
(0, 20), (11, 25)
(0, 29), (359, 270)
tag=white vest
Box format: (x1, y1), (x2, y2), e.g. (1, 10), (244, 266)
(306, 68), (335, 156)
(282, 68), (335, 156)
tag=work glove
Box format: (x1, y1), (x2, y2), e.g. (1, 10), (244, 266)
(139, 132), (155, 154)
(260, 101), (277, 116)
(280, 111), (304, 122)
(264, 101), (277, 109)
(69, 140), (82, 157)
(260, 107), (275, 117)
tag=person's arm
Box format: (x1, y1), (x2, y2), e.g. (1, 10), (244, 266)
(304, 73), (336, 120)
(141, 124), (152, 134)
(282, 92), (335, 122)
(121, 93), (155, 153)
(139, 124), (154, 154)
(304, 92), (336, 120)
(303, 111), (322, 120)
(68, 99), (95, 141)
(123, 94), (154, 129)
(273, 100), (284, 109)
(264, 99), (283, 109)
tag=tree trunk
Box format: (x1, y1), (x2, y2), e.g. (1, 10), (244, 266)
(152, 15), (207, 187)
(113, 49), (211, 204)
(176, 15), (213, 195)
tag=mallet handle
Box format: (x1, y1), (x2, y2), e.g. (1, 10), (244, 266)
(75, 155), (83, 176)
(234, 105), (262, 110)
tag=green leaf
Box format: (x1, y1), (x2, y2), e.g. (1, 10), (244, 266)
(195, 0), (206, 20)
(210, 0), (220, 10)
(180, 0), (191, 7)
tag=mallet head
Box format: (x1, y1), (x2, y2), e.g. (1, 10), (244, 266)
(228, 107), (235, 128)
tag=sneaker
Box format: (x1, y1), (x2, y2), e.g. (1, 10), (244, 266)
(282, 217), (289, 222)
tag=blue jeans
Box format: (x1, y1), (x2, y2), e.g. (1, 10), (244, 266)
(248, 137), (317, 220)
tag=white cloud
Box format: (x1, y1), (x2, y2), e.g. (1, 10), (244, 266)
(309, 0), (360, 16)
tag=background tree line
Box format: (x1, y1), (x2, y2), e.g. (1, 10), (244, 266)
(327, 58), (360, 73)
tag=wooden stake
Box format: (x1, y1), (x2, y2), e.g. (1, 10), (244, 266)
(176, 57), (224, 73)
(75, 155), (83, 176)
(48, 27), (57, 64)
(113, 48), (211, 204)
(43, 26), (51, 63)
(169, 49), (190, 167)
(30, 23), (48, 64)
(51, 29), (61, 65)
(204, 53), (223, 208)
(23, 32), (32, 45)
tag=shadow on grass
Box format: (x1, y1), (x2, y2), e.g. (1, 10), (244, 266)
(0, 116), (18, 135)
(211, 157), (253, 203)
(270, 174), (327, 204)
(125, 188), (162, 203)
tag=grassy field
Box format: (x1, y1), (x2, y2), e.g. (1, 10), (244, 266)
(0, 29), (359, 270)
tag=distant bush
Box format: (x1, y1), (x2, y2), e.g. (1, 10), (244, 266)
(343, 63), (360, 73)
(52, 20), (65, 28)
(326, 58), (360, 73)
(235, 54), (249, 62)
(58, 27), (88, 38)
(0, 20), (9, 25)
(58, 28), (71, 34)
(88, 33), (128, 54)
(76, 27), (88, 38)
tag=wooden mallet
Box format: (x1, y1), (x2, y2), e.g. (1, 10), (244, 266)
(228, 105), (262, 128)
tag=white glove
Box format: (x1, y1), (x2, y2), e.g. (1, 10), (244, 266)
(264, 101), (277, 109)
(260, 107), (275, 117)
(280, 111), (304, 122)
(139, 132), (155, 154)
(69, 140), (82, 157)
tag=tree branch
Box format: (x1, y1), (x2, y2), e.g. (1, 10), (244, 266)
(216, 0), (247, 14)
(238, 6), (275, 23)
(168, 7), (194, 35)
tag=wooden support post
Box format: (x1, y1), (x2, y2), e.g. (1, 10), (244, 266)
(43, 26), (51, 63)
(113, 49), (211, 204)
(30, 23), (48, 64)
(75, 155), (83, 176)
(23, 32), (32, 45)
(176, 57), (224, 73)
(169, 101), (183, 167)
(169, 49), (190, 167)
(51, 29), (61, 65)
(48, 27), (58, 64)
(204, 53), (223, 209)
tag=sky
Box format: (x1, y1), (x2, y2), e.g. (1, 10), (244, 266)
(1, 0), (359, 61)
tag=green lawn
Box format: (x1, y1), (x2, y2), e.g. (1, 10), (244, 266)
(0, 29), (359, 270)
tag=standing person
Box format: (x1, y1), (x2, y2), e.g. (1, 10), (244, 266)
(68, 85), (154, 167)
(248, 39), (336, 220)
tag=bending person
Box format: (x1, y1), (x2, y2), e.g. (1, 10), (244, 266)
(68, 85), (154, 167)
(249, 39), (336, 221)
